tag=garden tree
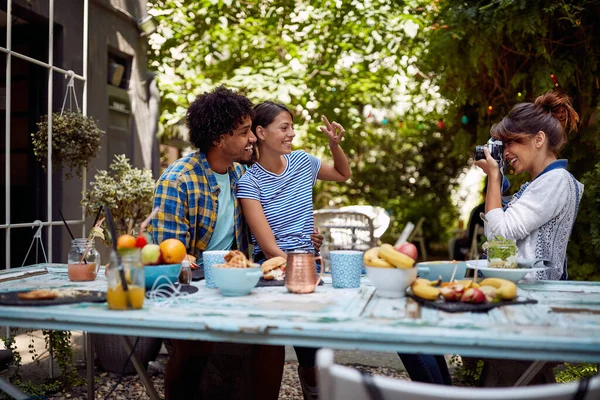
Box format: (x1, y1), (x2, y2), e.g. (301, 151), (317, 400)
(148, 0), (461, 245)
(417, 0), (600, 278)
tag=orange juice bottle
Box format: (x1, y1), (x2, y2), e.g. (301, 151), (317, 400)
(107, 250), (145, 310)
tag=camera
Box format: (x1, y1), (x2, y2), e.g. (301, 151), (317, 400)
(474, 139), (504, 168)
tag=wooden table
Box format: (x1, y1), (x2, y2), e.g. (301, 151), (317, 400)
(0, 264), (599, 398)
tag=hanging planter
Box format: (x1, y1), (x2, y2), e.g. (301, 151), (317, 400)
(30, 72), (104, 179)
(31, 111), (104, 179)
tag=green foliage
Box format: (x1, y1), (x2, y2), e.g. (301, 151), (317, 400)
(148, 0), (459, 244)
(0, 331), (82, 398)
(149, 0), (600, 264)
(82, 154), (155, 237)
(449, 355), (484, 386)
(31, 111), (104, 179)
(555, 362), (599, 383)
(418, 0), (600, 277)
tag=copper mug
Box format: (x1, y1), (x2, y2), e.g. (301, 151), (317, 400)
(285, 250), (323, 294)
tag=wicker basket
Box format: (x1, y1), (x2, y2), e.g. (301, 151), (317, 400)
(92, 333), (162, 374)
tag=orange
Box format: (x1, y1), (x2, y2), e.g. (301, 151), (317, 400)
(116, 234), (136, 250)
(159, 238), (186, 264)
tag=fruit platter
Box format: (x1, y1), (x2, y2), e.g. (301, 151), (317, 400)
(406, 277), (537, 313)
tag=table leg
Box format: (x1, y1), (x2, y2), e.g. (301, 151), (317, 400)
(513, 360), (546, 387)
(120, 336), (161, 400)
(86, 332), (94, 400)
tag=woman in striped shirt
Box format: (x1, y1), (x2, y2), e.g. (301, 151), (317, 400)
(237, 101), (351, 399)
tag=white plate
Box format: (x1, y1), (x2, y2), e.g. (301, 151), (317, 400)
(465, 259), (535, 283)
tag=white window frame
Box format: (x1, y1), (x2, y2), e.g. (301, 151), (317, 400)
(1, 0), (89, 268)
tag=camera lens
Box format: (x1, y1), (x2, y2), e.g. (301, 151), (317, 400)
(474, 145), (486, 161)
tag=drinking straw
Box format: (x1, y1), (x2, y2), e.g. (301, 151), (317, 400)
(449, 264), (458, 283)
(59, 209), (88, 264)
(58, 209), (76, 241)
(104, 205), (128, 291)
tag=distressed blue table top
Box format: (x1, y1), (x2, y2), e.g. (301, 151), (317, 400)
(0, 264), (599, 362)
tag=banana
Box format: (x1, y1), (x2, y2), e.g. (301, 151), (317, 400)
(415, 278), (440, 286)
(411, 281), (440, 301)
(363, 247), (394, 268)
(479, 278), (517, 300)
(378, 244), (415, 269)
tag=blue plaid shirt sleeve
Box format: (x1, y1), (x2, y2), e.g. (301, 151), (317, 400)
(151, 177), (191, 248)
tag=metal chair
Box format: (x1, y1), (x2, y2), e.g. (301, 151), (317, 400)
(314, 210), (376, 271)
(317, 348), (600, 400)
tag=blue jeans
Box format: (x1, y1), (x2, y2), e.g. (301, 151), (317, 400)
(397, 353), (452, 385)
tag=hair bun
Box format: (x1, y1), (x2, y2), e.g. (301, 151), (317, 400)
(534, 91), (579, 133)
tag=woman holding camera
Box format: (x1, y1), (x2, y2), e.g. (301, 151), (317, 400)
(475, 91), (583, 281)
(474, 91), (584, 386)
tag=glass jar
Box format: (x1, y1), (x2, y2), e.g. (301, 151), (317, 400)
(67, 238), (101, 281)
(487, 237), (518, 269)
(106, 250), (145, 310)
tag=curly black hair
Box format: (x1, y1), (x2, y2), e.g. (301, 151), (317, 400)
(186, 86), (255, 153)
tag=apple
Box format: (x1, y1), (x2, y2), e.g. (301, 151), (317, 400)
(461, 287), (486, 304)
(395, 242), (418, 260)
(141, 244), (162, 265)
(135, 235), (147, 248)
(440, 284), (464, 301)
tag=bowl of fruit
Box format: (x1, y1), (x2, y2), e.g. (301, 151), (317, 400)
(140, 238), (187, 290)
(363, 243), (418, 298)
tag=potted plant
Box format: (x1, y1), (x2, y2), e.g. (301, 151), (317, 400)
(82, 154), (155, 240)
(31, 111), (104, 179)
(82, 154), (160, 373)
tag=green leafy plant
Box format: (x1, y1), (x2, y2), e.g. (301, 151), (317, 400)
(82, 154), (155, 238)
(555, 362), (599, 383)
(449, 355), (484, 386)
(31, 111), (104, 179)
(0, 330), (82, 398)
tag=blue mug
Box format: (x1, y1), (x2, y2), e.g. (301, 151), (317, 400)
(202, 250), (229, 288)
(330, 250), (363, 288)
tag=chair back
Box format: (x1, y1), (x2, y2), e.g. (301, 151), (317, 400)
(317, 349), (600, 400)
(314, 210), (376, 271)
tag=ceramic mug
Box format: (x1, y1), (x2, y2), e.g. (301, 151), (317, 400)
(202, 250), (230, 288)
(329, 250), (363, 288)
(416, 261), (467, 282)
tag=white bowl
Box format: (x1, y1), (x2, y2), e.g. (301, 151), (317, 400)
(466, 259), (533, 283)
(365, 266), (417, 298)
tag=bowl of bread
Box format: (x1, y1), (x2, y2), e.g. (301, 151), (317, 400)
(211, 251), (262, 296)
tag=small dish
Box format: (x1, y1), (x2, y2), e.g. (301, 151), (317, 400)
(466, 259), (533, 283)
(365, 266), (417, 298)
(211, 266), (263, 296)
(144, 263), (182, 290)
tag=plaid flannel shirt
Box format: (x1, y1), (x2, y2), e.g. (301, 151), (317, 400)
(149, 151), (248, 259)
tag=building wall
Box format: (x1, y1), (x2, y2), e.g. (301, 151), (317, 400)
(8, 0), (156, 265)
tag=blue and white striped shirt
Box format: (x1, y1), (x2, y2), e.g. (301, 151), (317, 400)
(237, 151), (321, 258)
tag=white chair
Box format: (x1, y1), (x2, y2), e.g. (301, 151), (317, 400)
(317, 349), (600, 400)
(314, 210), (376, 271)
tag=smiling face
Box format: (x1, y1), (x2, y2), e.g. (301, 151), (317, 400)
(503, 132), (548, 175)
(219, 115), (256, 164)
(256, 110), (295, 155)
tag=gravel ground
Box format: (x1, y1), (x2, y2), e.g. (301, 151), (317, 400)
(46, 356), (411, 400)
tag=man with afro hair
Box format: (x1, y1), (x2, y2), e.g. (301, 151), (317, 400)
(150, 86), (285, 399)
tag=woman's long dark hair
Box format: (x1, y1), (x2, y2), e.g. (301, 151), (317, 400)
(490, 91), (579, 155)
(252, 101), (294, 134)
